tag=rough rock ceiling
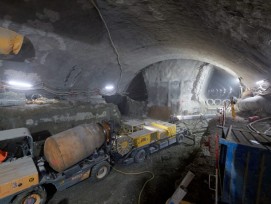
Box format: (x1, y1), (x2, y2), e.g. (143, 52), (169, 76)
(0, 0), (271, 94)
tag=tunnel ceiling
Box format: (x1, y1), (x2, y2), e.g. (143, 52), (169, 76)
(1, 0), (271, 94)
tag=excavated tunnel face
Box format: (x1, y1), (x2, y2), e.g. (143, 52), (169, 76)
(205, 68), (240, 100)
(125, 59), (242, 116)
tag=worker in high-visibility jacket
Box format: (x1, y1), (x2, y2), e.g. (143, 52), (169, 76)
(0, 27), (24, 55)
(230, 96), (236, 120)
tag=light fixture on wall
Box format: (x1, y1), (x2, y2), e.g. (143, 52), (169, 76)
(104, 85), (114, 91)
(100, 84), (116, 95)
(7, 80), (33, 88)
(256, 80), (264, 85)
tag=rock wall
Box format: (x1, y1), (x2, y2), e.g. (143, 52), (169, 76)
(104, 94), (146, 117)
(143, 59), (213, 114)
(0, 102), (121, 134)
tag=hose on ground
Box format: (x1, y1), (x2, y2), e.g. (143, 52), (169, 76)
(112, 167), (155, 204)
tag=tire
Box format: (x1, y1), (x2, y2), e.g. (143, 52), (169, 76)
(12, 186), (47, 204)
(134, 149), (146, 163)
(90, 161), (110, 182)
(176, 133), (184, 144)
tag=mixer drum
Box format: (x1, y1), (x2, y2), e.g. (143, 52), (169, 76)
(44, 123), (105, 172)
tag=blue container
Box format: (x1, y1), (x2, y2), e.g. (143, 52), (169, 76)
(219, 127), (271, 204)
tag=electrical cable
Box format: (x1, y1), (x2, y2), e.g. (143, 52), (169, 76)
(112, 167), (155, 204)
(90, 0), (123, 93)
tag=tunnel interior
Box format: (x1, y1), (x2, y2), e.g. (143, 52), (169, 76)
(126, 59), (242, 117)
(205, 68), (240, 100)
(1, 0), (271, 204)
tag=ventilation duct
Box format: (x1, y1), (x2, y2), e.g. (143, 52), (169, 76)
(0, 27), (24, 55)
(236, 95), (271, 114)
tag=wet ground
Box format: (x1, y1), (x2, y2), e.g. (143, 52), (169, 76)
(47, 118), (217, 204)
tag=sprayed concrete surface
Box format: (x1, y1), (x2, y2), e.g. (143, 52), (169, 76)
(1, 0), (271, 94)
(143, 59), (213, 114)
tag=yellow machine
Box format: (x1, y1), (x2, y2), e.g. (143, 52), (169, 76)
(129, 129), (157, 148)
(150, 121), (177, 137)
(121, 119), (144, 133)
(143, 125), (167, 140)
(114, 119), (183, 164)
(0, 157), (39, 199)
(117, 120), (178, 150)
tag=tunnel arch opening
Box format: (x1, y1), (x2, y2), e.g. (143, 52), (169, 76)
(125, 58), (241, 117)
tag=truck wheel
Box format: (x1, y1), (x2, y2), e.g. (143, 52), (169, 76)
(176, 134), (184, 144)
(90, 161), (110, 182)
(12, 186), (46, 204)
(134, 149), (146, 163)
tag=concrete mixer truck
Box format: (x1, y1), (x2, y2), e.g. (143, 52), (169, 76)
(0, 120), (187, 204)
(0, 122), (112, 204)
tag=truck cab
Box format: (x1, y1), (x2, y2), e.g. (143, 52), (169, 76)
(0, 128), (42, 204)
